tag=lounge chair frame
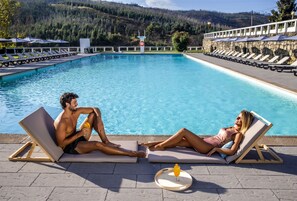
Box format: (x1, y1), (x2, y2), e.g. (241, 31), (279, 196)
(9, 141), (52, 162)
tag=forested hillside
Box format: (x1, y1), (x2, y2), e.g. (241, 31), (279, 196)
(9, 0), (269, 46)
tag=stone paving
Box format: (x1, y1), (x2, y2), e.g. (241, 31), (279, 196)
(0, 142), (297, 201)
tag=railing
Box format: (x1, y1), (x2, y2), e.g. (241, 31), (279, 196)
(5, 46), (202, 53)
(204, 19), (297, 39)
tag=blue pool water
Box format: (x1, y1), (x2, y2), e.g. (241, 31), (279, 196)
(0, 54), (297, 135)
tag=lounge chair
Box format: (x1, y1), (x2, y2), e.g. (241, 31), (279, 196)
(205, 49), (219, 56)
(261, 56), (290, 69)
(5, 54), (26, 65)
(219, 51), (235, 59)
(225, 52), (243, 61)
(231, 52), (249, 62)
(16, 53), (32, 63)
(269, 60), (297, 72)
(147, 111), (282, 164)
(213, 50), (227, 57)
(23, 52), (41, 62)
(9, 107), (139, 163)
(241, 54), (263, 65)
(250, 55), (270, 67)
(0, 56), (10, 67)
(293, 69), (297, 76)
(237, 53), (255, 63)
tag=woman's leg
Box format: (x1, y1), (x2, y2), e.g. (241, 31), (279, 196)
(152, 128), (214, 154)
(75, 141), (146, 158)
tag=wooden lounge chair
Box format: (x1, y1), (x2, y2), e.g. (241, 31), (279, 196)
(269, 60), (297, 72)
(9, 107), (139, 163)
(148, 111), (283, 164)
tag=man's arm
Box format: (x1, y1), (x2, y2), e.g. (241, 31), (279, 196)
(76, 107), (98, 115)
(55, 120), (85, 149)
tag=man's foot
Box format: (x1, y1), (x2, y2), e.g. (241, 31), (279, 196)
(105, 141), (121, 148)
(130, 151), (146, 158)
(149, 144), (165, 151)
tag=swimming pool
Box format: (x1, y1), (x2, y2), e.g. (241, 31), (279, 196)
(0, 54), (297, 135)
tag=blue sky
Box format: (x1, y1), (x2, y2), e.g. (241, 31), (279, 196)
(104, 0), (278, 13)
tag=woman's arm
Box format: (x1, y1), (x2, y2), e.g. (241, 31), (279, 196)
(207, 132), (243, 156)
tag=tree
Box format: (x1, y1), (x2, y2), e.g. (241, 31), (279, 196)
(269, 0), (297, 22)
(171, 31), (190, 52)
(0, 0), (20, 38)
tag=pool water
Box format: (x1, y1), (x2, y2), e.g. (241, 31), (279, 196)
(0, 54), (297, 135)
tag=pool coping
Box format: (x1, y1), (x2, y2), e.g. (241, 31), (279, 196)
(1, 134), (297, 146)
(0, 53), (98, 80)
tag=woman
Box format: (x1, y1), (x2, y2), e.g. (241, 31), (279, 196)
(143, 110), (254, 157)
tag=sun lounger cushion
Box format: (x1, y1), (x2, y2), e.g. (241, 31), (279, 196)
(225, 117), (268, 163)
(148, 147), (226, 163)
(19, 107), (138, 163)
(59, 141), (137, 163)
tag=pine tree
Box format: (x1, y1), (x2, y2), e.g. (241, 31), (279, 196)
(0, 0), (20, 38)
(269, 0), (297, 22)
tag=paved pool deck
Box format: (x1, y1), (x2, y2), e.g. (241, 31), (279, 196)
(0, 136), (297, 201)
(0, 53), (297, 200)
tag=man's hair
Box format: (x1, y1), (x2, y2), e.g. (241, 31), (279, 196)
(60, 92), (79, 109)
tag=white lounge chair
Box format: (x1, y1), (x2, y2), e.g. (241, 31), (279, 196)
(241, 54), (264, 65)
(270, 60), (297, 72)
(261, 56), (290, 69)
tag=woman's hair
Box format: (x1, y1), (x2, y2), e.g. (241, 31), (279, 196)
(60, 92), (79, 109)
(239, 110), (254, 134)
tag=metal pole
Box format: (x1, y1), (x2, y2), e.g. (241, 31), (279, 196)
(251, 10), (253, 26)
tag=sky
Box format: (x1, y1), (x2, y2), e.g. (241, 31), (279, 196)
(103, 0), (279, 14)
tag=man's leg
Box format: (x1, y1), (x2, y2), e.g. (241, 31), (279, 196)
(83, 111), (120, 147)
(75, 141), (145, 158)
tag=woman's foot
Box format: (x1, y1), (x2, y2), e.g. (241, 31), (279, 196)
(141, 142), (160, 148)
(149, 144), (165, 151)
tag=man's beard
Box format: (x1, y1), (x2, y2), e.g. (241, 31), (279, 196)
(69, 106), (77, 111)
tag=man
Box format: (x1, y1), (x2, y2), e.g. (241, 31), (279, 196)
(54, 92), (145, 158)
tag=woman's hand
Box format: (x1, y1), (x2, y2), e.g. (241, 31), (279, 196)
(207, 148), (217, 156)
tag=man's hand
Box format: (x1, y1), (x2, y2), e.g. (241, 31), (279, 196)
(81, 127), (91, 139)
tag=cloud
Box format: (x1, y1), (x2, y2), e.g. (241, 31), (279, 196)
(145, 0), (178, 10)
